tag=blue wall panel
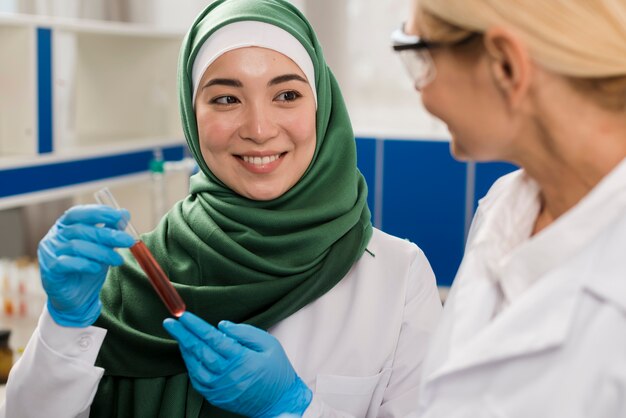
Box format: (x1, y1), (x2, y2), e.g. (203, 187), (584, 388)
(355, 137), (376, 220)
(382, 140), (467, 286)
(37, 27), (53, 154)
(0, 145), (185, 198)
(474, 162), (518, 210)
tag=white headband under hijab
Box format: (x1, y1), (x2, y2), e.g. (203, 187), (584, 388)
(191, 21), (317, 107)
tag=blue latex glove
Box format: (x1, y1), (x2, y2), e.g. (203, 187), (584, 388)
(38, 205), (136, 327)
(163, 312), (312, 418)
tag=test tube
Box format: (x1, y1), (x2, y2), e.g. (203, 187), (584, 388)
(94, 187), (186, 317)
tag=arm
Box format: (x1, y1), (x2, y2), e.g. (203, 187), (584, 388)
(0, 205), (134, 418)
(378, 249), (442, 416)
(1, 307), (106, 418)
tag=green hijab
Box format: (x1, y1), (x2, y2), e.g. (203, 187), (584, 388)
(91, 0), (372, 416)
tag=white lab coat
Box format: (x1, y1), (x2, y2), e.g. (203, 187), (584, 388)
(1, 227), (442, 418)
(418, 159), (626, 418)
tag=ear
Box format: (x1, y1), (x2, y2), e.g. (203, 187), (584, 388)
(483, 27), (532, 108)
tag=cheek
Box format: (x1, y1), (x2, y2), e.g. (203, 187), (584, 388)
(420, 89), (441, 119)
(196, 113), (236, 153)
(420, 87), (453, 128)
(284, 108), (317, 147)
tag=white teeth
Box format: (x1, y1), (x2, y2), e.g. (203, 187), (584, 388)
(242, 154), (280, 165)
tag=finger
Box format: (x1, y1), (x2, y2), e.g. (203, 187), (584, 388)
(45, 255), (105, 276)
(104, 209), (131, 231)
(182, 348), (217, 388)
(163, 318), (226, 373)
(59, 205), (130, 227)
(177, 313), (236, 355)
(218, 321), (275, 352)
(54, 239), (126, 266)
(59, 224), (135, 249)
(178, 312), (245, 358)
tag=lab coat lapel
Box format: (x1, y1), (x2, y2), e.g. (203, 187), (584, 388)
(425, 159), (626, 385)
(426, 261), (583, 383)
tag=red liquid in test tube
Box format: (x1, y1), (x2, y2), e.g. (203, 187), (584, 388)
(94, 187), (186, 317)
(129, 240), (186, 317)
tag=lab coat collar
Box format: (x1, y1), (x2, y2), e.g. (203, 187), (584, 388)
(426, 158), (626, 383)
(577, 159), (626, 313)
(497, 158), (626, 305)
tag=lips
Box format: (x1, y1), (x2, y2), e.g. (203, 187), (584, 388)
(237, 152), (286, 173)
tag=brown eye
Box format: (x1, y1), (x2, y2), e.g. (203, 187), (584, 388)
(275, 90), (301, 102)
(212, 96), (239, 105)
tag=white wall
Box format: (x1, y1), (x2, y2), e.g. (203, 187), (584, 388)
(125, 0), (209, 31)
(305, 0), (447, 139)
(1, 0), (445, 139)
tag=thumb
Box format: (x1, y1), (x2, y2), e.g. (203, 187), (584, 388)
(218, 321), (275, 352)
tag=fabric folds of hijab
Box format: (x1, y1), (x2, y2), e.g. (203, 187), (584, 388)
(90, 0), (372, 416)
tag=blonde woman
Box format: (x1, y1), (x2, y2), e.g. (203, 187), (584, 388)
(393, 1), (626, 417)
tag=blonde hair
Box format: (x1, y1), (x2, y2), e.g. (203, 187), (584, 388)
(417, 0), (626, 109)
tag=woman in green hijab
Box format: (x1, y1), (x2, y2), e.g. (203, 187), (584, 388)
(2, 1), (442, 417)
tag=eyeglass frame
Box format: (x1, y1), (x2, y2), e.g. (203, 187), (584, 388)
(391, 26), (480, 88)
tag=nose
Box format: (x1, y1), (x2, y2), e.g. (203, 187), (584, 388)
(238, 103), (279, 143)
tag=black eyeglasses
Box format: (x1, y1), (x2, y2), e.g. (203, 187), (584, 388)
(392, 27), (479, 88)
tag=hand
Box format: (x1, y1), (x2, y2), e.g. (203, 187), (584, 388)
(163, 312), (312, 418)
(38, 205), (135, 327)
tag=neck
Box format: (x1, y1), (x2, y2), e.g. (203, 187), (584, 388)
(515, 98), (626, 234)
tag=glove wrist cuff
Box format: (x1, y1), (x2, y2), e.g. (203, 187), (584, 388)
(257, 376), (313, 418)
(47, 299), (102, 328)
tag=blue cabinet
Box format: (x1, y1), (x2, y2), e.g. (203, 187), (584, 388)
(474, 161), (519, 209)
(355, 138), (518, 287)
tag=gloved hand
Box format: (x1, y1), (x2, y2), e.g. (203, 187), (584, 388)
(163, 312), (312, 418)
(38, 205), (136, 327)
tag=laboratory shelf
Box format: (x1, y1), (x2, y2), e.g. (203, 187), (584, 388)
(0, 13), (185, 209)
(0, 13), (184, 158)
(53, 23), (182, 152)
(0, 21), (36, 157)
(0, 142), (186, 210)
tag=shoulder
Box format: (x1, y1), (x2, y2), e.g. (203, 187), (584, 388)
(366, 227), (427, 263)
(466, 168), (531, 243)
(476, 168), (525, 210)
(353, 228), (438, 302)
(358, 229), (442, 331)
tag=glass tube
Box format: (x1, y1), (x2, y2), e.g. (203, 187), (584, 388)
(94, 187), (186, 317)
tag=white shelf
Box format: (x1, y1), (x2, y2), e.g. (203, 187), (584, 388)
(53, 26), (182, 152)
(0, 13), (186, 208)
(0, 136), (183, 169)
(0, 140), (187, 210)
(0, 12), (183, 37)
(0, 23), (36, 157)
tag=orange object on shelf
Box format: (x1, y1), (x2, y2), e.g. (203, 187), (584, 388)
(3, 299), (14, 316)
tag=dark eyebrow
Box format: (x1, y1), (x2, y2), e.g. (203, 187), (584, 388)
(268, 74), (308, 86)
(202, 78), (243, 89)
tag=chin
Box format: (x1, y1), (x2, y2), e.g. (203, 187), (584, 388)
(241, 187), (285, 201)
(449, 139), (469, 162)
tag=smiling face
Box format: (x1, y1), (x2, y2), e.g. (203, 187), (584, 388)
(194, 46), (317, 201)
